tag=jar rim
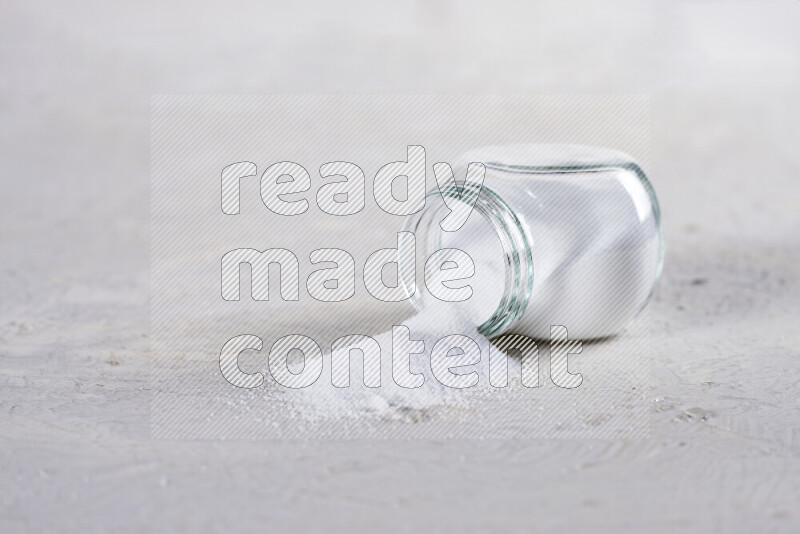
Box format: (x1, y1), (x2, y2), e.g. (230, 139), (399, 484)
(401, 184), (533, 337)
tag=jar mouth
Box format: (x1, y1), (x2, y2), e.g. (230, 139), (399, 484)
(401, 184), (533, 338)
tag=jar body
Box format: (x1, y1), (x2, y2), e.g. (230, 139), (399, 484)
(404, 144), (663, 340)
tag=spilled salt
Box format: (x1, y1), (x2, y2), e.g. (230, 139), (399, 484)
(287, 301), (507, 422)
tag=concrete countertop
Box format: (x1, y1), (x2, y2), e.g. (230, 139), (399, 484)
(1, 1), (799, 532)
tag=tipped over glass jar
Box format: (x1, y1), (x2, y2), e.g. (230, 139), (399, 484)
(402, 144), (663, 340)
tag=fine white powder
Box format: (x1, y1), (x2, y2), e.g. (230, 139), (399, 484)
(288, 301), (508, 422)
(440, 173), (658, 340)
(286, 210), (514, 422)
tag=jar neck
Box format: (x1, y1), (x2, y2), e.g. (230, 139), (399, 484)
(401, 184), (533, 338)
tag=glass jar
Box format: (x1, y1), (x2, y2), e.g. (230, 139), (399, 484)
(402, 144), (663, 340)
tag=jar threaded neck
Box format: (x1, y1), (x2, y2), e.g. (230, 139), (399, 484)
(401, 184), (533, 337)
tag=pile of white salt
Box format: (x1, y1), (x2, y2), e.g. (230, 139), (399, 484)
(284, 300), (512, 422)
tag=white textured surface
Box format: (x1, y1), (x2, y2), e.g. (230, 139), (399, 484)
(2, 1), (800, 532)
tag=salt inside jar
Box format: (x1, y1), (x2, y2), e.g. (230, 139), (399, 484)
(401, 144), (663, 340)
